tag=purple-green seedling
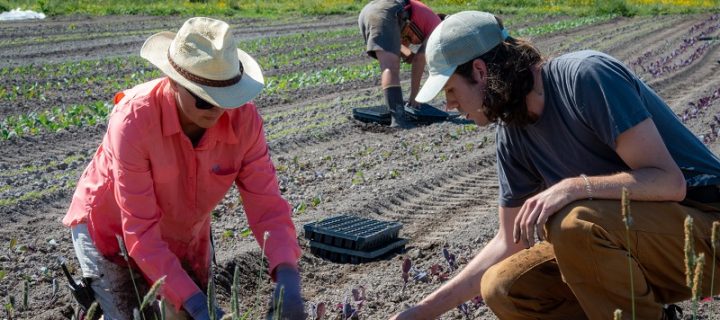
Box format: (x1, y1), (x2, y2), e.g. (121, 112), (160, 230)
(457, 302), (470, 319)
(341, 296), (356, 320)
(308, 301), (326, 320)
(401, 257), (411, 295)
(429, 264), (449, 282)
(351, 285), (366, 311)
(443, 246), (457, 271)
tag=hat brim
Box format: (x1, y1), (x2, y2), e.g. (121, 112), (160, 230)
(415, 66), (455, 103)
(140, 31), (264, 109)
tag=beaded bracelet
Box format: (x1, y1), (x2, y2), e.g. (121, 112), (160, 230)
(580, 174), (593, 200)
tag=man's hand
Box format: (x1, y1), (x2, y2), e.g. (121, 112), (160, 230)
(268, 265), (306, 320)
(389, 305), (424, 320)
(513, 180), (576, 247)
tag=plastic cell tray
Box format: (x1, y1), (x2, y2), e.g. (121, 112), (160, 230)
(304, 215), (403, 251)
(352, 104), (454, 125)
(352, 106), (391, 125)
(309, 238), (408, 264)
(403, 103), (452, 124)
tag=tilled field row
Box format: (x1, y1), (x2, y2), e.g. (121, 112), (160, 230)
(1, 13), (720, 320)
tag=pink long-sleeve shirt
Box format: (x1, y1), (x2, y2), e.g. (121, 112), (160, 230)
(63, 77), (301, 308)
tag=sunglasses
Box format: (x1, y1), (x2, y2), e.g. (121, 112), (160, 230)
(186, 89), (216, 110)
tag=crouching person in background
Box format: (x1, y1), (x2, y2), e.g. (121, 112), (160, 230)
(62, 17), (306, 320)
(391, 11), (720, 320)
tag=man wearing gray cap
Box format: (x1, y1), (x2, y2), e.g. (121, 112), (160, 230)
(390, 10), (720, 320)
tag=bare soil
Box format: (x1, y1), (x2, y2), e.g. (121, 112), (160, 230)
(1, 12), (720, 320)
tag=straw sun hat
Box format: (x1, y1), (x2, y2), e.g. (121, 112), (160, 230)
(140, 17), (264, 109)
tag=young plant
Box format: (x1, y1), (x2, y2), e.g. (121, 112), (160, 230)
(456, 302), (470, 319)
(308, 301), (326, 320)
(22, 279), (28, 311)
(253, 231), (271, 319)
(115, 234), (146, 320)
(621, 187), (635, 319)
(442, 246), (457, 271)
(231, 265), (240, 320)
(401, 257), (411, 295)
(351, 286), (366, 314)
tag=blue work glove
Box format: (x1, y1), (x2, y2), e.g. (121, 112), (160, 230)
(183, 291), (225, 320)
(267, 265), (306, 320)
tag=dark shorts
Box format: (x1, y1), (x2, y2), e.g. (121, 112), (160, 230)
(358, 0), (404, 58)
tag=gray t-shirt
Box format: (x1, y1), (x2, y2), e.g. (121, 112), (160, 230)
(497, 50), (720, 207)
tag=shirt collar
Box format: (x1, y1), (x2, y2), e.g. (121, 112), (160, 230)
(158, 78), (239, 145)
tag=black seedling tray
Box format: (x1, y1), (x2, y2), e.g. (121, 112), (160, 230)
(403, 103), (452, 124)
(303, 215), (403, 251)
(352, 106), (391, 125)
(309, 238), (408, 264)
(352, 104), (455, 126)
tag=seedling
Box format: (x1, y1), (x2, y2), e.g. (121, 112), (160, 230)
(115, 234), (145, 320)
(443, 246), (457, 271)
(457, 302), (470, 319)
(311, 196), (322, 207)
(231, 265), (240, 320)
(401, 257), (411, 295)
(308, 301), (326, 320)
(429, 264), (449, 282)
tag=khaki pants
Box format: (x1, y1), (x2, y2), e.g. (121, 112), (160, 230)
(481, 200), (720, 320)
(71, 224), (192, 320)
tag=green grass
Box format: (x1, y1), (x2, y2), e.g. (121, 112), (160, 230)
(1, 0), (718, 18)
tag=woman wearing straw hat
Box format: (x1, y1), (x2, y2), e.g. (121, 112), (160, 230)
(63, 17), (305, 320)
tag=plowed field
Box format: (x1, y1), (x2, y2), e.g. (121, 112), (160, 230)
(1, 12), (719, 319)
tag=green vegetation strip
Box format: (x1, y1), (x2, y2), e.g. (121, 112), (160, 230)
(1, 0), (716, 18)
(0, 13), (625, 140)
(514, 14), (617, 38)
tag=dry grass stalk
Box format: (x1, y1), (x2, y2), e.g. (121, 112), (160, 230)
(685, 216), (696, 288)
(140, 275), (166, 312)
(693, 253), (705, 301)
(85, 301), (99, 320)
(613, 309), (622, 320)
(621, 187), (635, 319)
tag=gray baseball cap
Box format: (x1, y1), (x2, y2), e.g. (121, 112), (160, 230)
(416, 11), (509, 103)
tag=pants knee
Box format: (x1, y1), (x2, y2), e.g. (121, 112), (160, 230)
(481, 262), (511, 310)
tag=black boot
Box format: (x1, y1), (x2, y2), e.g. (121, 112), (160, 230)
(384, 86), (414, 129)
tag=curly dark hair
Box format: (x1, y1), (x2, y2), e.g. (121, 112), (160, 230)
(455, 20), (544, 127)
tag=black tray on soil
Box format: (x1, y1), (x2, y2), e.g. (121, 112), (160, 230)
(303, 215), (403, 251)
(404, 103), (453, 124)
(352, 106), (391, 125)
(352, 104), (454, 125)
(309, 238), (408, 264)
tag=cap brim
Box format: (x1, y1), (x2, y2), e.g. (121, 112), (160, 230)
(140, 32), (264, 109)
(415, 66), (455, 103)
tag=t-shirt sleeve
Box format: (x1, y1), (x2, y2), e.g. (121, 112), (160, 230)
(496, 127), (543, 207)
(573, 55), (651, 149)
